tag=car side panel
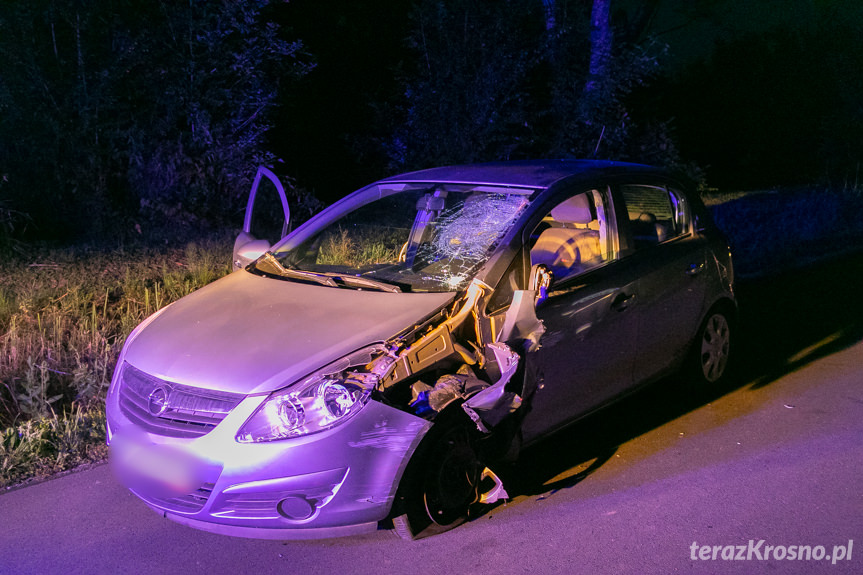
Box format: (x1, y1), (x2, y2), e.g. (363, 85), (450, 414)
(520, 261), (640, 444)
(629, 235), (711, 379)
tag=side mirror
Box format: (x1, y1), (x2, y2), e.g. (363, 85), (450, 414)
(528, 263), (553, 306)
(232, 232), (271, 271)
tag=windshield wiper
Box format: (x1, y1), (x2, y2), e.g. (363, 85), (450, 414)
(256, 253), (402, 292)
(326, 274), (403, 293)
(256, 252), (339, 287)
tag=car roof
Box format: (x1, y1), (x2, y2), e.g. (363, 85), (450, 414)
(376, 159), (658, 190)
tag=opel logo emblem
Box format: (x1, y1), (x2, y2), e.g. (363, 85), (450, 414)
(147, 386), (170, 417)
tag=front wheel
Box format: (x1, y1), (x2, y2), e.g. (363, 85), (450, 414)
(391, 415), (482, 540)
(688, 307), (733, 385)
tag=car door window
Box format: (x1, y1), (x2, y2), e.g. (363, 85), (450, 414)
(618, 183), (708, 380)
(528, 188), (617, 284)
(620, 185), (690, 249)
(233, 166), (291, 270)
(247, 176), (291, 246)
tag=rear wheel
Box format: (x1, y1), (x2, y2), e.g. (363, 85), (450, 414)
(689, 307), (733, 385)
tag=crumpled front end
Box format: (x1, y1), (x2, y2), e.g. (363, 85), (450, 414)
(107, 276), (536, 539)
(107, 367), (431, 539)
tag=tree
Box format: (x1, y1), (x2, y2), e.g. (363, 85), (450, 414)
(375, 0), (682, 172)
(0, 1), (310, 240)
(380, 0), (544, 170)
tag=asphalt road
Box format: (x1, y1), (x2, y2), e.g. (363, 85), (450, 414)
(2, 254), (862, 575)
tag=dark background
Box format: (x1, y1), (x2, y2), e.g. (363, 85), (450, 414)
(1, 0), (861, 242)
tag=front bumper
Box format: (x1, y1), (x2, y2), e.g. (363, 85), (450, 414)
(106, 388), (431, 539)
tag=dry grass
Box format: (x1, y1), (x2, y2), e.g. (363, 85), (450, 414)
(315, 227), (401, 267)
(0, 239), (231, 488)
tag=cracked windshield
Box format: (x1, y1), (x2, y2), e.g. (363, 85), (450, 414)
(267, 183), (534, 292)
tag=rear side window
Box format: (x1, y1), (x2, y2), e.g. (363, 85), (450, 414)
(620, 185), (690, 249)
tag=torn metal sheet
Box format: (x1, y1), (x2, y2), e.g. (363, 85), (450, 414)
(376, 279), (489, 391)
(462, 342), (522, 432)
(496, 289), (546, 353)
(409, 366), (489, 415)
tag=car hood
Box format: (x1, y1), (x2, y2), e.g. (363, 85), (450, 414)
(123, 270), (455, 395)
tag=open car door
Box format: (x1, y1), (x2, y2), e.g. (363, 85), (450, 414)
(232, 166), (291, 271)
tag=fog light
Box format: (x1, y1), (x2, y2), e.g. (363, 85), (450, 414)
(277, 496), (316, 521)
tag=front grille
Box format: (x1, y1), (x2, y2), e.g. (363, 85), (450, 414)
(118, 362), (245, 438)
(138, 482), (216, 514)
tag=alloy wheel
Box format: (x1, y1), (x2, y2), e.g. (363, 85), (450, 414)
(700, 313), (731, 383)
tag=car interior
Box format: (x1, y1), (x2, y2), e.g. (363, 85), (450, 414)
(529, 191), (607, 281)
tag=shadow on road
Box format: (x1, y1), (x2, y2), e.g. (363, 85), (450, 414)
(488, 249), (863, 508)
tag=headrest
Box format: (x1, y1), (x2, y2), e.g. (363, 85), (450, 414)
(550, 194), (593, 224)
(637, 212), (656, 223)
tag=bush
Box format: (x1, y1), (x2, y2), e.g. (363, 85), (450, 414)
(0, 1), (311, 241)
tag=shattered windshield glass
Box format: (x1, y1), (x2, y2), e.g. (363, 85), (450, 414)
(266, 183), (534, 292)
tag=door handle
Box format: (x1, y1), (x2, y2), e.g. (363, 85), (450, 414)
(611, 292), (636, 311)
(685, 262), (705, 276)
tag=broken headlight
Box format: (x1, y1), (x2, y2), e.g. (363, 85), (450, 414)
(235, 347), (381, 443)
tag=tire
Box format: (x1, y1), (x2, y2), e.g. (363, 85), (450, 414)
(688, 307), (733, 385)
(391, 413), (482, 540)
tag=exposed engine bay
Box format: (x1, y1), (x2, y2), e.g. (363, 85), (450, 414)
(324, 278), (546, 446)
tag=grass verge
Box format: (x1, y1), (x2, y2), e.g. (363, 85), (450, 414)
(708, 186), (863, 278)
(1, 238), (232, 489)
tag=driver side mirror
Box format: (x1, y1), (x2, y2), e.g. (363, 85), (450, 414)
(233, 232), (271, 270)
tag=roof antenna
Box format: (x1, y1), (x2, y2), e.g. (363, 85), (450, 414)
(590, 125), (606, 159)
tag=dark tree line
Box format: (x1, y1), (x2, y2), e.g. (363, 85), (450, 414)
(0, 0), (309, 241)
(373, 0), (683, 173)
(660, 15), (863, 189)
(2, 0), (860, 243)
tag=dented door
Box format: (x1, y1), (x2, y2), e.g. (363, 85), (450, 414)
(520, 262), (640, 444)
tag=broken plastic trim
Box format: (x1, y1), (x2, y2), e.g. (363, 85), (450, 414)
(335, 277), (530, 437)
(496, 290), (546, 353)
(461, 342), (521, 433)
(373, 279), (490, 391)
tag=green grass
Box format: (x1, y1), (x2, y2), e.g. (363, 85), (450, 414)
(708, 186), (863, 277)
(0, 238), (232, 489)
(315, 227), (402, 267)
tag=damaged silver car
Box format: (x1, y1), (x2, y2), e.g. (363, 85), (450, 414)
(106, 160), (735, 540)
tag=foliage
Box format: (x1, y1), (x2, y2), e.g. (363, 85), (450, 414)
(545, 12), (674, 163)
(374, 0), (684, 172)
(382, 0), (544, 168)
(1, 404), (107, 489)
(0, 238), (232, 486)
(316, 228), (401, 268)
(0, 1), (311, 240)
(709, 186), (863, 278)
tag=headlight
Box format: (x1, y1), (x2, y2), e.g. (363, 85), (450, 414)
(235, 346), (382, 443)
